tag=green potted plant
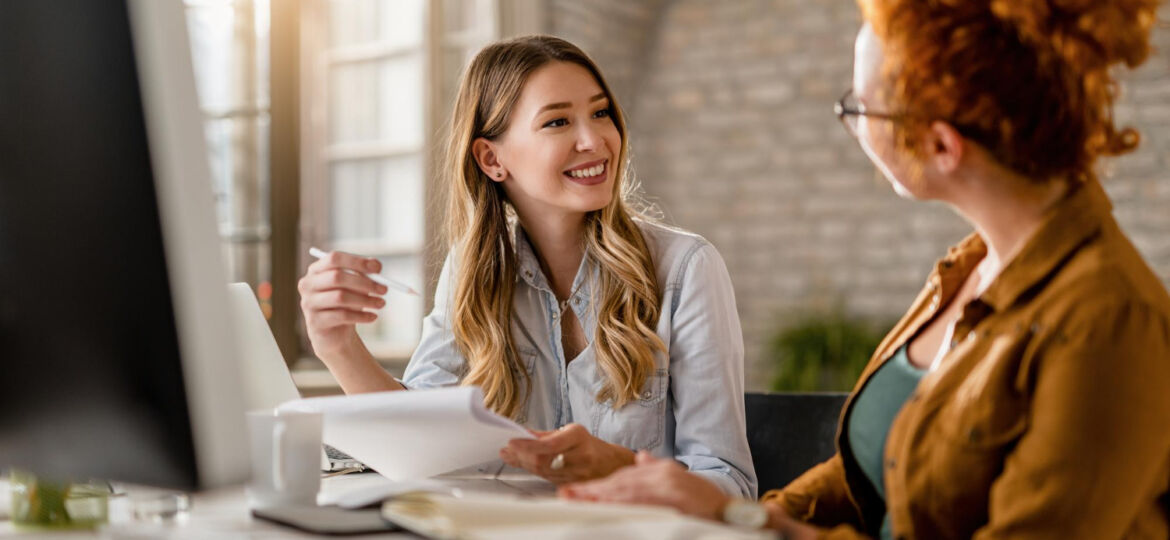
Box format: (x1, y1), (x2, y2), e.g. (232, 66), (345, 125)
(768, 312), (891, 392)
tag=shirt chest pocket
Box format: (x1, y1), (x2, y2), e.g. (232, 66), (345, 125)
(935, 335), (1029, 450)
(592, 369), (669, 451)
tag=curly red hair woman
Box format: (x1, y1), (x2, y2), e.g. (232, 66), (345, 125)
(562, 2), (1170, 538)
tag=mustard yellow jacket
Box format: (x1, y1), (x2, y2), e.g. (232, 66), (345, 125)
(763, 180), (1170, 538)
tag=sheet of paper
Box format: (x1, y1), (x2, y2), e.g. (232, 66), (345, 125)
(277, 386), (534, 481)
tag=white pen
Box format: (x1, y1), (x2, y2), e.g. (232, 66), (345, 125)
(308, 246), (420, 297)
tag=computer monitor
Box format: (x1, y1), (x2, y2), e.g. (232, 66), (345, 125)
(0, 0), (249, 489)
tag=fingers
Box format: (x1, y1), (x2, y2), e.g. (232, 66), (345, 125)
(558, 453), (681, 501)
(312, 308), (378, 328)
(299, 257), (388, 339)
(509, 423), (586, 455)
(499, 445), (562, 479)
(499, 447), (520, 468)
(300, 267), (388, 298)
(308, 250), (382, 276)
(303, 287), (386, 313)
(502, 429), (587, 484)
(559, 469), (646, 503)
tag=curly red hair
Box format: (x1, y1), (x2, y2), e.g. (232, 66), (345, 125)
(858, 0), (1160, 181)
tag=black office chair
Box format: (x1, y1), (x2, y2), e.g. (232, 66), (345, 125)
(745, 392), (849, 495)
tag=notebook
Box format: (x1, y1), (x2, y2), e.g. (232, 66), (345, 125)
(227, 282), (366, 473)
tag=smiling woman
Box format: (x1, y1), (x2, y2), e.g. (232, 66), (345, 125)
(296, 35), (757, 498)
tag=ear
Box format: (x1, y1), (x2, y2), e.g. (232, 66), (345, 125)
(924, 120), (964, 174)
(472, 137), (507, 183)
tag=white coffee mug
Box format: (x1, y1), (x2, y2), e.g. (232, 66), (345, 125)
(246, 409), (323, 509)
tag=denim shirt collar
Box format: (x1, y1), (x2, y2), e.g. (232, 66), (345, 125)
(512, 225), (599, 324)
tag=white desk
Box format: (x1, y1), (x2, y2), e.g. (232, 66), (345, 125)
(1, 473), (413, 538)
(0, 473), (774, 539)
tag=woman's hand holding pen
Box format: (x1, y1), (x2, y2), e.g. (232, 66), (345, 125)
(500, 423), (635, 485)
(298, 250), (388, 364)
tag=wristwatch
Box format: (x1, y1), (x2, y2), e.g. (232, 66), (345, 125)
(721, 498), (769, 529)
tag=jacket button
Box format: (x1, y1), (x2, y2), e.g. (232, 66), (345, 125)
(886, 458), (896, 470)
(641, 391), (653, 400)
(968, 428), (981, 443)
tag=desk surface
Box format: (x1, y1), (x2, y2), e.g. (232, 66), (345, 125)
(1, 474), (407, 538)
(0, 473), (773, 539)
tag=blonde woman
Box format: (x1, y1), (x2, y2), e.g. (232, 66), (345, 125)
(298, 35), (756, 497)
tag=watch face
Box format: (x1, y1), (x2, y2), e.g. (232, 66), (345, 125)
(724, 500), (768, 529)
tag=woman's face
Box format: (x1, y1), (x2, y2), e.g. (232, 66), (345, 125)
(490, 61), (621, 219)
(853, 24), (925, 199)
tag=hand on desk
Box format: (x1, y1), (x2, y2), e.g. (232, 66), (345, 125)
(557, 451), (729, 520)
(500, 423), (635, 485)
(560, 451), (824, 539)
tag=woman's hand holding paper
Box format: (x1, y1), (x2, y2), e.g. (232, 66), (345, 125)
(500, 423), (635, 484)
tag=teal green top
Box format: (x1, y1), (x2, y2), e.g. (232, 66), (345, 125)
(846, 345), (924, 540)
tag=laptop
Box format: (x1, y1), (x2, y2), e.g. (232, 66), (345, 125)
(227, 282), (366, 473)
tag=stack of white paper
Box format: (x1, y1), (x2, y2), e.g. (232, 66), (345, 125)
(277, 386), (533, 480)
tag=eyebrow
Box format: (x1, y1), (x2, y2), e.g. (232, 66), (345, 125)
(535, 93), (608, 115)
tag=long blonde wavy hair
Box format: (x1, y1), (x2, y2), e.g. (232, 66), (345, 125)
(441, 35), (666, 419)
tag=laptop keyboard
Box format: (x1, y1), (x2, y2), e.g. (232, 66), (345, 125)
(324, 444), (369, 473)
(324, 444), (353, 461)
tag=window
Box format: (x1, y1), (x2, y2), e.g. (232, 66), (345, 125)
(186, 0), (539, 368)
(184, 0), (274, 316)
(301, 0), (500, 361)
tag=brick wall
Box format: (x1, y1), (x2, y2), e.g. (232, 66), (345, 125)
(549, 1), (1170, 390)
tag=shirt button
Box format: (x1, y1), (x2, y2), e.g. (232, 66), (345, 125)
(552, 312), (558, 320)
(641, 391), (653, 400)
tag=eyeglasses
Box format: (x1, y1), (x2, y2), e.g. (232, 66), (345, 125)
(834, 88), (901, 137)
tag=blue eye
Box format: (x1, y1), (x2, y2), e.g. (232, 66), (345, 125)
(542, 118), (568, 128)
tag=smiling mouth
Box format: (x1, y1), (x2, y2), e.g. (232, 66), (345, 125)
(562, 160), (608, 184)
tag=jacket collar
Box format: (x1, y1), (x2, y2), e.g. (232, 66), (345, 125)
(978, 179), (1113, 313)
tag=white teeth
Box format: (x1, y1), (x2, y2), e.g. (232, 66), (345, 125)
(568, 163), (605, 178)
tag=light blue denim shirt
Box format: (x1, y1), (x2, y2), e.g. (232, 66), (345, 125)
(402, 220), (757, 498)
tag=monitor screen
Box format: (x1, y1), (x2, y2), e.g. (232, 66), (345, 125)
(0, 0), (248, 489)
